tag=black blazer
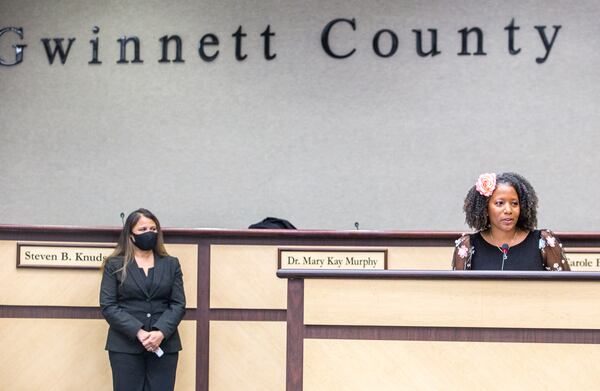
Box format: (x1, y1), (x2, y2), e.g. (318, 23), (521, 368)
(100, 255), (186, 353)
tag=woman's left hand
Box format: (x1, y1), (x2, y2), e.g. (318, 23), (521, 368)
(143, 330), (165, 352)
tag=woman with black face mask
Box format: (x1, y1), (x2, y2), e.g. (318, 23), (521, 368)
(100, 208), (186, 391)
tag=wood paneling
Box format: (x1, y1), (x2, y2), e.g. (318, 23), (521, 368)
(0, 318), (196, 391)
(4, 225), (600, 391)
(304, 278), (600, 329)
(209, 321), (286, 391)
(209, 244), (457, 309)
(210, 245), (287, 309)
(0, 241), (198, 307)
(387, 246), (454, 270)
(304, 339), (600, 391)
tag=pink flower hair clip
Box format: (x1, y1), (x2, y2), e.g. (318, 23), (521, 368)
(475, 173), (496, 197)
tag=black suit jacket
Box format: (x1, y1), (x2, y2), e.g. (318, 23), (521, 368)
(100, 255), (186, 353)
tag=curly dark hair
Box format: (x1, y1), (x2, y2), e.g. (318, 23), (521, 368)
(463, 172), (538, 231)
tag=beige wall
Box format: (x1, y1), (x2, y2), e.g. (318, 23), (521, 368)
(1, 0), (598, 230)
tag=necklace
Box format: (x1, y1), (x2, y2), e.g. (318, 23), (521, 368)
(488, 229), (519, 270)
(488, 228), (519, 253)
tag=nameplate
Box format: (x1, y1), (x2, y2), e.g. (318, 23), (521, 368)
(565, 249), (600, 272)
(278, 248), (387, 270)
(17, 243), (115, 269)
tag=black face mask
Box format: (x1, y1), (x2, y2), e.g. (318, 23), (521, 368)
(132, 231), (158, 251)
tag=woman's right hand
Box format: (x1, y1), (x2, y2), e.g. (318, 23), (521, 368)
(137, 329), (151, 347)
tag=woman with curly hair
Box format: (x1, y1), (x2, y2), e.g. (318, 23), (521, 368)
(452, 172), (570, 271)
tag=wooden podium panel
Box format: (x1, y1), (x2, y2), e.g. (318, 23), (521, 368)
(280, 270), (600, 391)
(304, 278), (600, 329)
(304, 339), (600, 391)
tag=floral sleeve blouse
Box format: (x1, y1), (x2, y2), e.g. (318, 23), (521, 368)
(452, 229), (571, 271)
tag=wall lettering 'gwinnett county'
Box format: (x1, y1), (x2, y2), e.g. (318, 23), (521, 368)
(0, 18), (561, 66)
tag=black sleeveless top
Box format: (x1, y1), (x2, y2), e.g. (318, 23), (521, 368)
(470, 230), (545, 271)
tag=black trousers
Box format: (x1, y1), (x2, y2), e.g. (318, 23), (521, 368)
(108, 351), (179, 391)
